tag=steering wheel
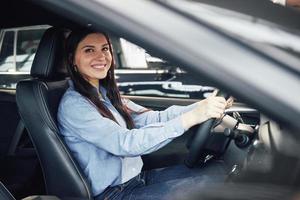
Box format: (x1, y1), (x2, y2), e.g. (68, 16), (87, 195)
(185, 91), (229, 168)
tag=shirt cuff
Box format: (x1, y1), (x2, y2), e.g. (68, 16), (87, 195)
(271, 0), (286, 5)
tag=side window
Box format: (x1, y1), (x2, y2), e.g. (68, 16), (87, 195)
(115, 38), (214, 99)
(119, 39), (148, 69)
(16, 29), (45, 72)
(0, 31), (14, 72)
(0, 26), (48, 89)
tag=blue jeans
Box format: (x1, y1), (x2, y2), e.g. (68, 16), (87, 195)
(95, 160), (227, 200)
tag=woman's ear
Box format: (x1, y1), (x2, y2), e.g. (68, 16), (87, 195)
(68, 54), (78, 72)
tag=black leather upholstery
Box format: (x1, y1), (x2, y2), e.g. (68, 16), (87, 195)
(0, 182), (15, 200)
(16, 27), (93, 199)
(30, 28), (68, 79)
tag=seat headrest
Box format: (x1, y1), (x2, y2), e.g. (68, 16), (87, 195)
(31, 27), (68, 79)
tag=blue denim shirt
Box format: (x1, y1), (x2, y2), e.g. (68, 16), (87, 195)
(57, 81), (196, 196)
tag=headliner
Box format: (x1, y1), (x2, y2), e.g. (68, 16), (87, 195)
(0, 0), (77, 29)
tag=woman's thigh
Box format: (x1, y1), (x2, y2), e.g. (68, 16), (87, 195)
(144, 160), (228, 185)
(124, 160), (228, 200)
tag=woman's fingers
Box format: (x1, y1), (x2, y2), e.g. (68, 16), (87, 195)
(210, 89), (218, 97)
(210, 95), (234, 110)
(184, 94), (228, 128)
(226, 96), (234, 108)
(207, 106), (225, 118)
(210, 89), (234, 109)
(204, 97), (226, 119)
(207, 97), (226, 109)
(192, 94), (228, 124)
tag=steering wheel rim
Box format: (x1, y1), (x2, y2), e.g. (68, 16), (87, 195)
(185, 91), (228, 168)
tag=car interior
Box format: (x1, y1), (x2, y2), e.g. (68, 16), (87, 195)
(0, 0), (300, 200)
(1, 26), (260, 199)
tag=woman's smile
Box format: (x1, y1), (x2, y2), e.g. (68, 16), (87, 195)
(91, 63), (107, 69)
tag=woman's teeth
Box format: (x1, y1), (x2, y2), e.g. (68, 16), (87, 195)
(92, 64), (106, 69)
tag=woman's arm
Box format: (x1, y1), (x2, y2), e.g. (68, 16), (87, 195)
(58, 94), (187, 157)
(58, 91), (226, 157)
(126, 93), (233, 128)
(124, 99), (197, 128)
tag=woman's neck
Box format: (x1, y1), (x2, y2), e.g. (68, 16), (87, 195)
(89, 80), (103, 99)
(89, 79), (99, 91)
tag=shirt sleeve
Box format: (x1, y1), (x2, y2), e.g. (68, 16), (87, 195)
(124, 99), (197, 128)
(58, 94), (187, 157)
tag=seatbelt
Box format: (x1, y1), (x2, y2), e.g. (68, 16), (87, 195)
(7, 120), (25, 156)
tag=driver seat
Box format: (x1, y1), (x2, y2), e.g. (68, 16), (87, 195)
(16, 27), (93, 199)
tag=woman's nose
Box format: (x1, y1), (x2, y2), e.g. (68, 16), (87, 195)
(95, 50), (105, 59)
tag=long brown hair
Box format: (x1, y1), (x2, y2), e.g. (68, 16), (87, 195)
(65, 29), (135, 129)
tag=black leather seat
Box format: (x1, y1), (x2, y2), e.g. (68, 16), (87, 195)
(16, 27), (93, 199)
(0, 182), (15, 200)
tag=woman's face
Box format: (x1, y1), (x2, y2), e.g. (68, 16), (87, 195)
(74, 33), (112, 87)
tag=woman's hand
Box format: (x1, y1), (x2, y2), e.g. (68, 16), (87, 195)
(181, 90), (227, 130)
(287, 0), (300, 8)
(226, 96), (234, 109)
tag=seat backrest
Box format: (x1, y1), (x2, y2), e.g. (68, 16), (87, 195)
(0, 182), (15, 200)
(16, 27), (93, 199)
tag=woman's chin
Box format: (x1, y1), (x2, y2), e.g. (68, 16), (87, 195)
(96, 73), (109, 80)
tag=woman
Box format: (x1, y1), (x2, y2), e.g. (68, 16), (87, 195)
(57, 29), (235, 200)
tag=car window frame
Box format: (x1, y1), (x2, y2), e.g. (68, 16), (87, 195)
(0, 25), (49, 76)
(0, 25), (49, 89)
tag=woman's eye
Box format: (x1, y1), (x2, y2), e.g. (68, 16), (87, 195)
(84, 48), (94, 53)
(102, 47), (109, 52)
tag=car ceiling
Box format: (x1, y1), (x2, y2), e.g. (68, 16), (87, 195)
(0, 0), (77, 29)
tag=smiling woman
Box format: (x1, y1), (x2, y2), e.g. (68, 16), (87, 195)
(57, 28), (238, 199)
(65, 29), (136, 129)
(2, 0), (300, 200)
